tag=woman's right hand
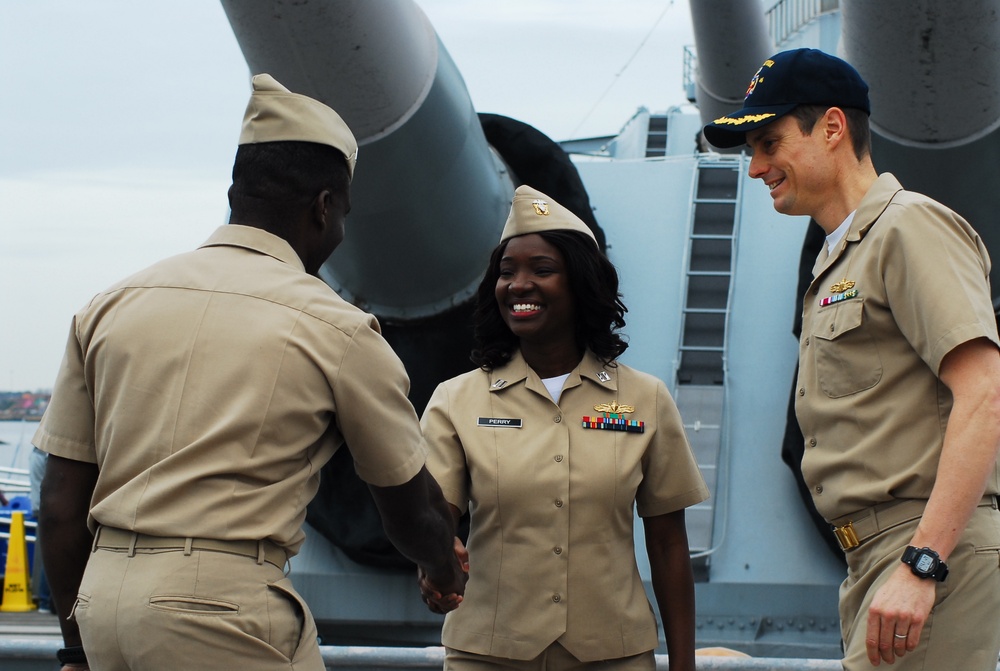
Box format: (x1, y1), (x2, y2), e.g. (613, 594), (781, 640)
(418, 536), (469, 614)
(452, 536), (470, 574)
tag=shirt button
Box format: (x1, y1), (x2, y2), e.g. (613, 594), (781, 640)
(805, 337), (810, 346)
(830, 324), (835, 332)
(798, 387), (805, 396)
(553, 415), (562, 423)
(553, 547), (562, 555)
(809, 438), (817, 447)
(815, 485), (823, 494)
(554, 455), (564, 462)
(552, 593), (561, 603)
(554, 499), (564, 508)
(812, 287), (819, 295)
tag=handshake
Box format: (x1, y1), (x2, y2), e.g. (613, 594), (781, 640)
(418, 536), (470, 614)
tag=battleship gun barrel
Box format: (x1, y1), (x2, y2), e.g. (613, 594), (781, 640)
(220, 0), (513, 318)
(842, 0), (1000, 293)
(843, 0), (1000, 146)
(689, 0), (773, 145)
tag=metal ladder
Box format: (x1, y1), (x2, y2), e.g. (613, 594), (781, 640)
(645, 114), (668, 157)
(675, 156), (743, 572)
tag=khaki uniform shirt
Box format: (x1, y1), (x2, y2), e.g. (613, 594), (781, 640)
(797, 174), (1000, 521)
(422, 349), (709, 662)
(34, 225), (425, 554)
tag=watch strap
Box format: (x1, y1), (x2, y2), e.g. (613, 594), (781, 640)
(56, 646), (88, 665)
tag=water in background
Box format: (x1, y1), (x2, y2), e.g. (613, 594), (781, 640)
(0, 421), (37, 505)
(0, 421), (36, 472)
(0, 421), (38, 578)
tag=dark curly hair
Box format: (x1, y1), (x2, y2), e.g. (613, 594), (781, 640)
(470, 230), (628, 370)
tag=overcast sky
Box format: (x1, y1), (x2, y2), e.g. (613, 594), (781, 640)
(0, 0), (696, 391)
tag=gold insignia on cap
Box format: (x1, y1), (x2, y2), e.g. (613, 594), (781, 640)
(499, 185), (597, 245)
(830, 278), (855, 292)
(594, 401), (635, 414)
(531, 200), (550, 216)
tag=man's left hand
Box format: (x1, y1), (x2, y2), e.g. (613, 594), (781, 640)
(865, 564), (936, 665)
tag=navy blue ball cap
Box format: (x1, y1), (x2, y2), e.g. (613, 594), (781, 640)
(703, 48), (870, 149)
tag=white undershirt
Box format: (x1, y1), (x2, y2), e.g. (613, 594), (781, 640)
(826, 211), (855, 254)
(541, 373), (571, 403)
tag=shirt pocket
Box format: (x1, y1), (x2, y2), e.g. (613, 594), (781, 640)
(812, 298), (882, 398)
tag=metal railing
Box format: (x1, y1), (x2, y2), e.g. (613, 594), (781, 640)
(1, 639), (997, 670)
(683, 44), (698, 102)
(766, 0), (839, 46)
(0, 466), (30, 496)
(0, 640), (851, 671)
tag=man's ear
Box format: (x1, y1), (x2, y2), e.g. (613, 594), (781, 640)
(823, 107), (848, 147)
(313, 189), (333, 229)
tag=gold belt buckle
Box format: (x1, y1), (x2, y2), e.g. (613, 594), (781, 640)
(834, 521), (860, 550)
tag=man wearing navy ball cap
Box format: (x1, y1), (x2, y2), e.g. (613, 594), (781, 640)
(703, 48), (870, 149)
(706, 49), (1000, 670)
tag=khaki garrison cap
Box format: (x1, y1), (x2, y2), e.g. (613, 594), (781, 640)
(500, 185), (597, 246)
(238, 73), (358, 180)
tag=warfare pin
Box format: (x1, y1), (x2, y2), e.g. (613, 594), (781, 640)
(582, 400), (644, 433)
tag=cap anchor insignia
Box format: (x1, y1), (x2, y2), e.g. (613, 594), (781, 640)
(531, 200), (550, 216)
(499, 185), (597, 246)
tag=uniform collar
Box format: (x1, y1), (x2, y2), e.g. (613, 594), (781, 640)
(487, 349), (619, 395)
(813, 173), (902, 277)
(850, 173), (903, 241)
(199, 225), (306, 273)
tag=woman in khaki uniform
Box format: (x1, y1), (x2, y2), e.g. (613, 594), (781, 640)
(420, 185), (710, 671)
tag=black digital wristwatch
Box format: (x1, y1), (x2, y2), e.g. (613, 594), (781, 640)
(901, 545), (949, 582)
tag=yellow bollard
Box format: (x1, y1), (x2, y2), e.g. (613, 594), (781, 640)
(1, 511), (37, 612)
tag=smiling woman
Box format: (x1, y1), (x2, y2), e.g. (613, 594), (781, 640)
(494, 234), (579, 376)
(418, 185), (710, 671)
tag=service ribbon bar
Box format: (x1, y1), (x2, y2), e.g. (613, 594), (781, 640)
(581, 413), (645, 433)
(819, 288), (858, 308)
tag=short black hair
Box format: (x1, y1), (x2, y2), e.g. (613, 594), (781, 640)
(470, 230), (628, 370)
(790, 105), (871, 160)
(230, 141), (350, 204)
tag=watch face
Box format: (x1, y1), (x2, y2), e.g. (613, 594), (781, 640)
(915, 553), (936, 573)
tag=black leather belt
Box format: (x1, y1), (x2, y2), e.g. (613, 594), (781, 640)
(93, 526), (287, 569)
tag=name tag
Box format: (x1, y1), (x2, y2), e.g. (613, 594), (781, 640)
(477, 417), (522, 428)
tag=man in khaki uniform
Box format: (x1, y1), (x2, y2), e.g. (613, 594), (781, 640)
(421, 186), (710, 670)
(35, 74), (465, 671)
(704, 49), (1000, 669)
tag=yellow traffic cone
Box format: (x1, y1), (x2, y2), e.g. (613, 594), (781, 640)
(1, 511), (37, 612)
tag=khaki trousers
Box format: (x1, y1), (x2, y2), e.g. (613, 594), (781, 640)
(444, 642), (655, 671)
(840, 503), (1000, 670)
(74, 543), (324, 671)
